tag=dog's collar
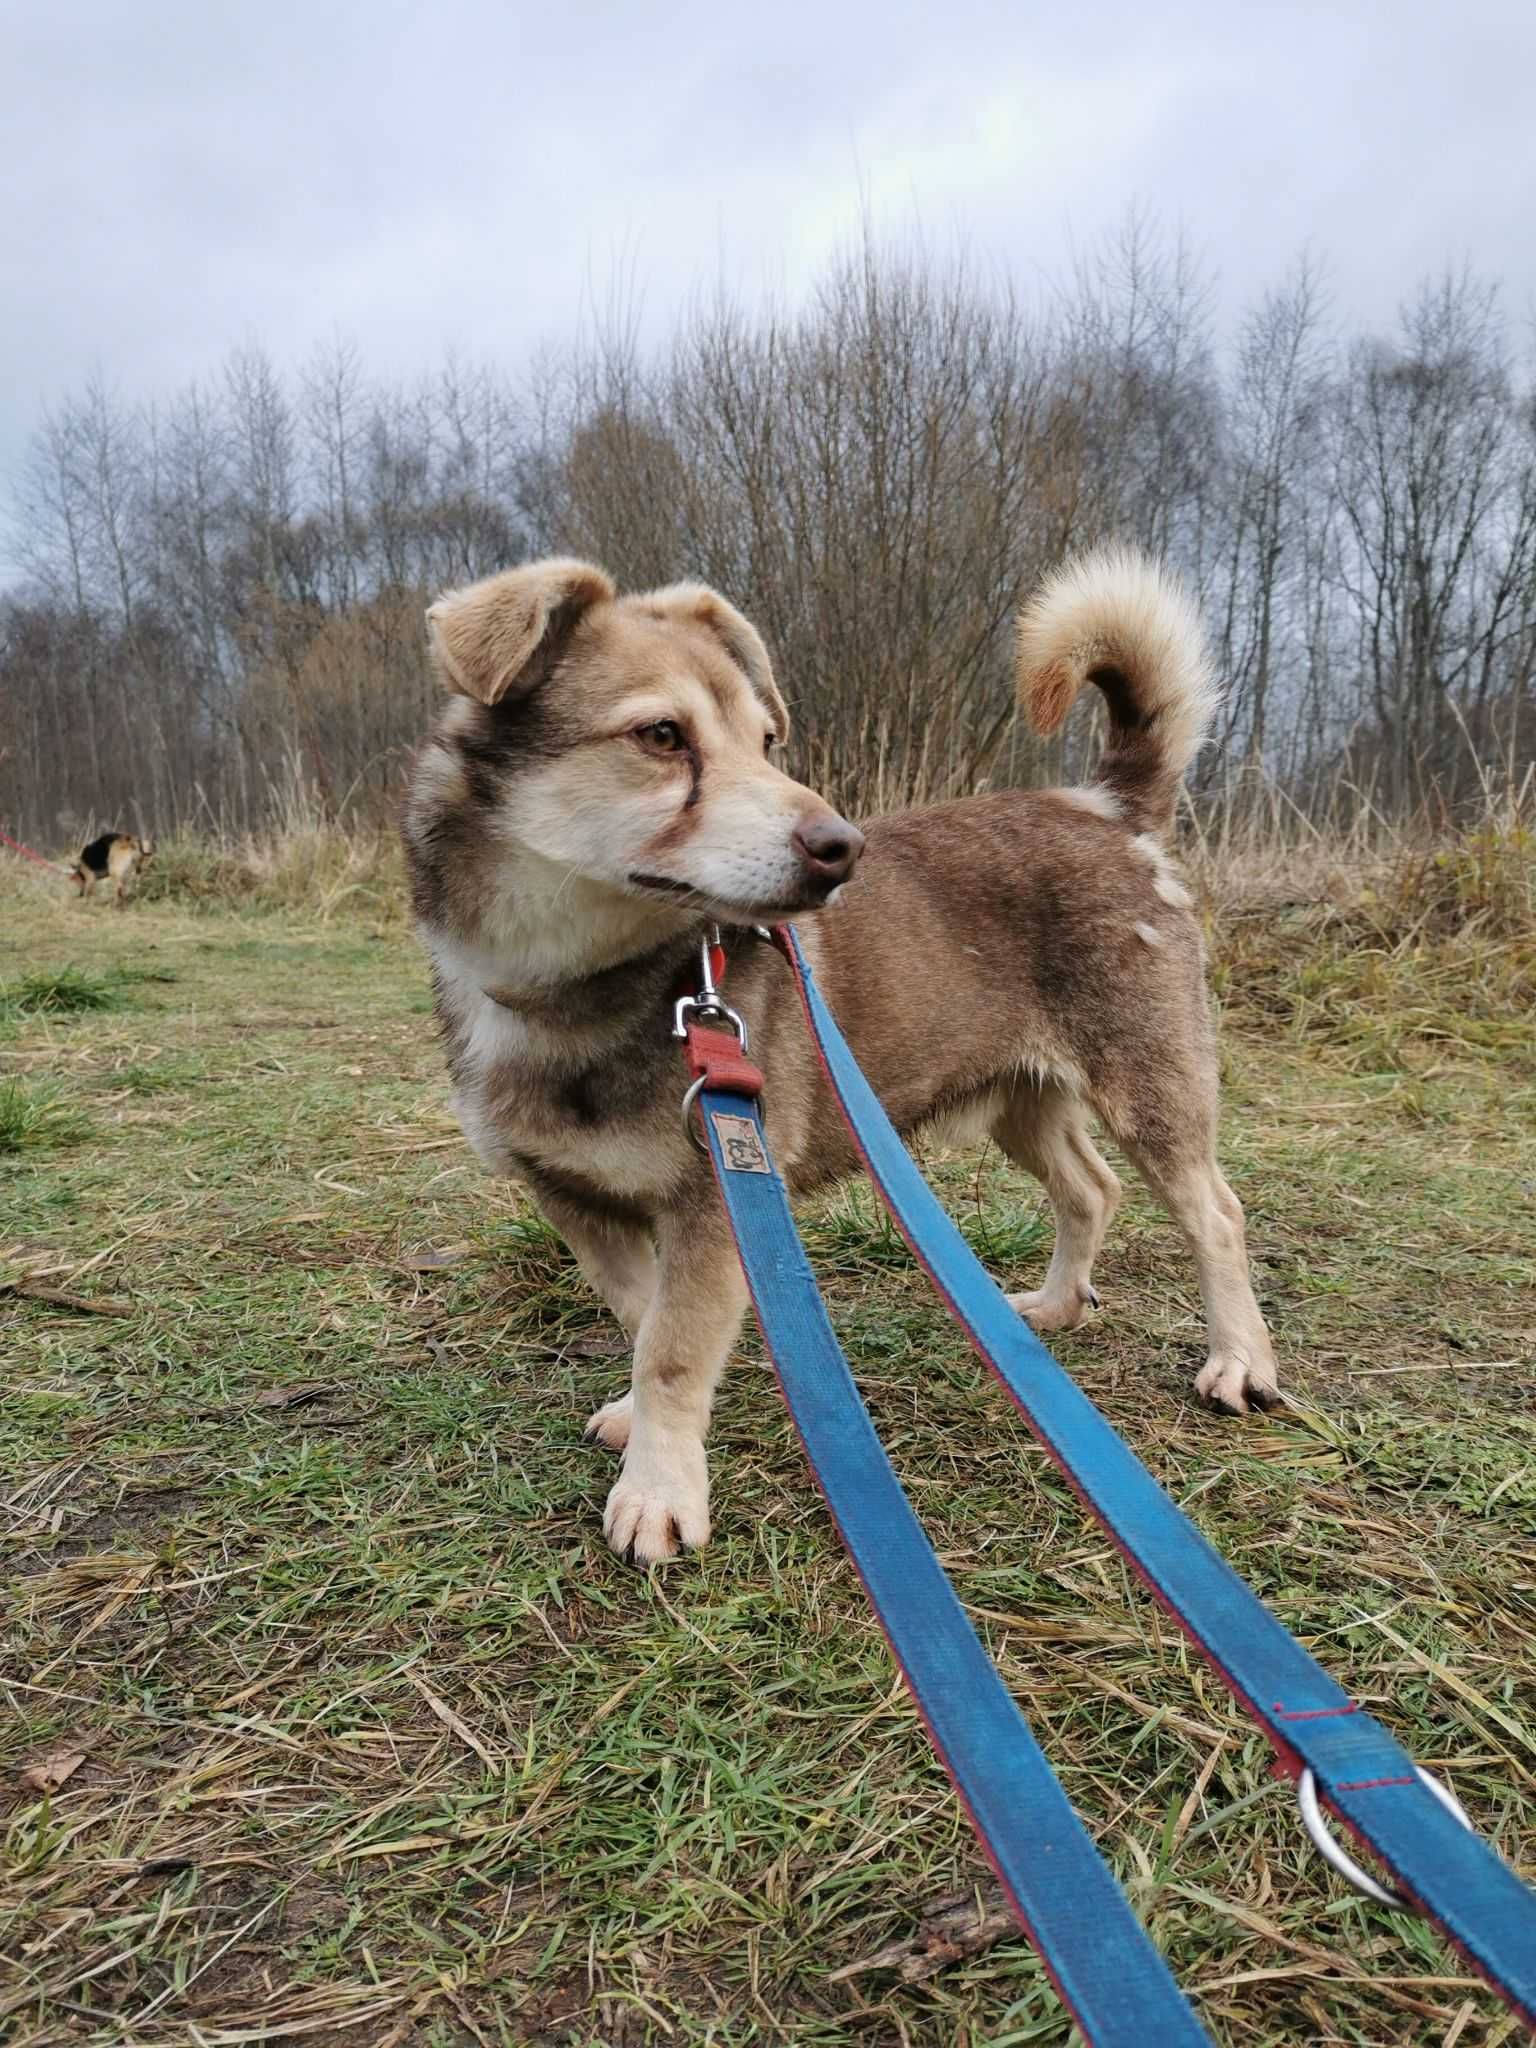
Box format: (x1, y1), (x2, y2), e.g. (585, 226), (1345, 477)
(479, 924), (774, 1020)
(479, 932), (704, 1020)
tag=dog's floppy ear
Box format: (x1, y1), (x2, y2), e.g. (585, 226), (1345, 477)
(427, 558), (615, 705)
(641, 583), (791, 741)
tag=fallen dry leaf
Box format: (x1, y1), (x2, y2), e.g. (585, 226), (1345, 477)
(253, 1381), (336, 1410)
(567, 1331), (628, 1359)
(18, 1738), (95, 1795)
(401, 1244), (471, 1272)
(3, 1281), (132, 1316)
(828, 1885), (1016, 1983)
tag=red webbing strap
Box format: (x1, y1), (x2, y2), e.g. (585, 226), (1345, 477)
(682, 1023), (763, 1099)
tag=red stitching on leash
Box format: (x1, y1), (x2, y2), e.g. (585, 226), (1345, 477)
(1273, 1702), (1359, 1721)
(1337, 1774), (1416, 1792)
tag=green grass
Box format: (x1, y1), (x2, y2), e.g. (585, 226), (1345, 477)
(0, 966), (126, 1020)
(0, 1078), (93, 1155)
(1, 886), (1533, 2046)
(0, 961), (178, 1027)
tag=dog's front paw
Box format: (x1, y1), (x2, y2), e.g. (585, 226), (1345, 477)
(603, 1434), (710, 1565)
(584, 1390), (633, 1451)
(1196, 1352), (1278, 1416)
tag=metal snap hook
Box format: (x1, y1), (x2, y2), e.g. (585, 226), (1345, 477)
(671, 923), (751, 1048)
(1296, 1767), (1473, 1911)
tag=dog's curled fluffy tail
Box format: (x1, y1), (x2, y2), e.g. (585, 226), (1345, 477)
(1015, 546), (1220, 838)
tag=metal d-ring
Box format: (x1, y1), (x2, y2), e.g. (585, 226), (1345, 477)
(680, 1074), (710, 1152)
(1297, 1766), (1473, 1911)
(680, 1073), (767, 1153)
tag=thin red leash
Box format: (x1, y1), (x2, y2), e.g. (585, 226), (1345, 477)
(0, 826), (74, 876)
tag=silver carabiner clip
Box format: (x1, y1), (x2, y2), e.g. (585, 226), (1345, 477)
(674, 925), (764, 1150)
(1296, 1765), (1473, 1911)
(671, 924), (750, 1049)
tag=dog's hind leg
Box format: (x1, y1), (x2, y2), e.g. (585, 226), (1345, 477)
(992, 1082), (1120, 1333)
(1111, 1106), (1278, 1416)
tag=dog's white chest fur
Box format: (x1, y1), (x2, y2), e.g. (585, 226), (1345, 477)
(427, 926), (685, 1200)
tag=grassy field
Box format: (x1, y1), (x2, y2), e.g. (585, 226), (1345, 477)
(2, 859), (1533, 2047)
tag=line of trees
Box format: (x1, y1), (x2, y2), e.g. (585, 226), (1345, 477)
(3, 218), (1533, 847)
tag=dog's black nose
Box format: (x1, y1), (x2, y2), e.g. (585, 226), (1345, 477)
(793, 812), (865, 888)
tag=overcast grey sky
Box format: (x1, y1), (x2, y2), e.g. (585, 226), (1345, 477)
(4, 0), (1534, 520)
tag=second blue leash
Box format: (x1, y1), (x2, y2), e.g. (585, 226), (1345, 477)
(694, 1080), (1210, 2045)
(774, 920), (1536, 2032)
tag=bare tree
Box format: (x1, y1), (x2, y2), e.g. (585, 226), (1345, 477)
(1212, 256), (1331, 777)
(1329, 271), (1535, 805)
(4, 232), (1532, 851)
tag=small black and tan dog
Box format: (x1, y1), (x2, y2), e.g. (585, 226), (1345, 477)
(69, 831), (154, 906)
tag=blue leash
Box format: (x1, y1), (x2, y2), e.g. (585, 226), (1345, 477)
(691, 1081), (1210, 2044)
(743, 920), (1536, 2032)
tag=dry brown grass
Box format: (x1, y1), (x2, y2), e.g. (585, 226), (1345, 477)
(2, 793), (1532, 2045)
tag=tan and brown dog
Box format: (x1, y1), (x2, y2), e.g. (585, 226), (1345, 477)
(70, 831), (155, 905)
(402, 550), (1278, 1565)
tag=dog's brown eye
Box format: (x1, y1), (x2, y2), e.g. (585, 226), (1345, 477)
(636, 720), (686, 755)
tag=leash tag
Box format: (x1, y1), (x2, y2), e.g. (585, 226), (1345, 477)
(711, 1112), (770, 1174)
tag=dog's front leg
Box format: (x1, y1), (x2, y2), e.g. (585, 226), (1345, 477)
(552, 1209), (657, 1340)
(602, 1205), (746, 1566)
(556, 1213), (657, 1453)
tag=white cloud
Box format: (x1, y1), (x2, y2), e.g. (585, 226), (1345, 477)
(4, 0), (1534, 530)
